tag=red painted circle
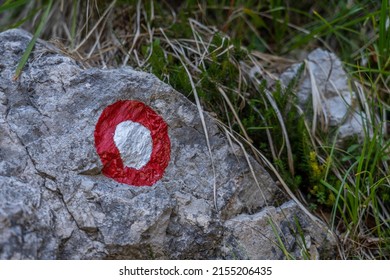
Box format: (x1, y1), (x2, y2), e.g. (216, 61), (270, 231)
(94, 100), (170, 186)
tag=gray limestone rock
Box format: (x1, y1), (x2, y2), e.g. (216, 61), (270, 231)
(0, 29), (335, 259)
(280, 48), (367, 145)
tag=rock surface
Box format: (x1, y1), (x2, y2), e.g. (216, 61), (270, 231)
(280, 48), (367, 144)
(0, 29), (335, 259)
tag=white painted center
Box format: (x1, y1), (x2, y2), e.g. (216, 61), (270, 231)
(114, 120), (153, 170)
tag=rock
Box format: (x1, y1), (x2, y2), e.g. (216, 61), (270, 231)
(221, 200), (334, 259)
(0, 29), (336, 259)
(280, 48), (367, 145)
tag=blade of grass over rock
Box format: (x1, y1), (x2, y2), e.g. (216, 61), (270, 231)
(13, 0), (53, 80)
(222, 125), (268, 207)
(159, 27), (218, 211)
(220, 122), (325, 228)
(268, 217), (295, 260)
(217, 86), (252, 143)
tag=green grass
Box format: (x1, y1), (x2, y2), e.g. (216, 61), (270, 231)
(1, 0), (389, 259)
(13, 0), (53, 80)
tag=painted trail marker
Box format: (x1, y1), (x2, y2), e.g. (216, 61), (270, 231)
(94, 100), (170, 186)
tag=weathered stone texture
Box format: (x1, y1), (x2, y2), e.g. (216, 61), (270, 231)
(0, 29), (335, 259)
(280, 48), (367, 144)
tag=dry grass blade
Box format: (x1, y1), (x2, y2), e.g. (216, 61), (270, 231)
(354, 81), (375, 135)
(217, 118), (331, 233)
(263, 87), (295, 175)
(159, 27), (218, 212)
(243, 55), (294, 174)
(73, 0), (116, 52)
(306, 59), (328, 134)
(189, 19), (208, 69)
(251, 50), (297, 73)
(122, 0), (141, 66)
(243, 54), (296, 171)
(222, 126), (268, 207)
(217, 86), (252, 143)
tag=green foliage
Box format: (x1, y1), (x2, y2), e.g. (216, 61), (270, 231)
(0, 0), (38, 31)
(13, 0), (53, 80)
(0, 0), (29, 14)
(374, 0), (390, 72)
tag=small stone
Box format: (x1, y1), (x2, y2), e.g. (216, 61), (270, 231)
(280, 48), (367, 145)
